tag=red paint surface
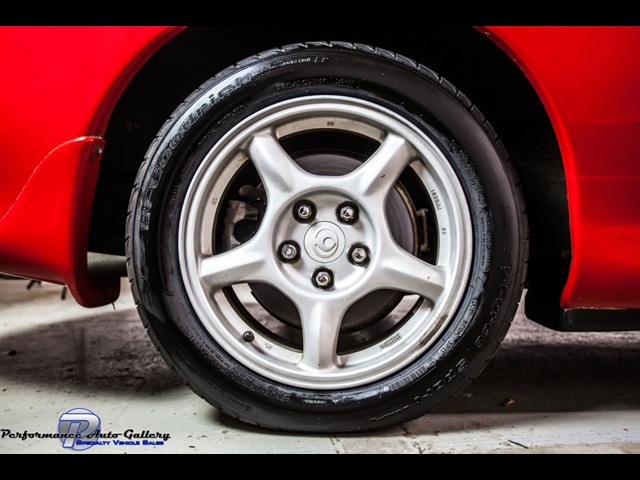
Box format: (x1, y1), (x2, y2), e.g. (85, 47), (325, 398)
(0, 26), (184, 217)
(0, 137), (119, 307)
(0, 26), (185, 306)
(480, 26), (640, 309)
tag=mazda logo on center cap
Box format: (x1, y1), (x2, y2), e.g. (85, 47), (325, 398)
(304, 222), (346, 263)
(315, 229), (339, 255)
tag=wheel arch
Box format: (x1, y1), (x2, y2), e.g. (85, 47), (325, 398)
(92, 26), (569, 323)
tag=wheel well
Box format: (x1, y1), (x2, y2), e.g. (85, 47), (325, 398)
(90, 26), (570, 323)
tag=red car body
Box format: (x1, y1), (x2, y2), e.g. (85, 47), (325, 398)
(0, 26), (185, 307)
(1, 26), (638, 329)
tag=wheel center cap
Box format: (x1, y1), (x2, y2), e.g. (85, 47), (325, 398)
(304, 222), (346, 263)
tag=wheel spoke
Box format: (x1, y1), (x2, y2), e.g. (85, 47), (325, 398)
(298, 300), (349, 371)
(248, 132), (307, 198)
(351, 133), (415, 199)
(200, 242), (269, 290)
(375, 247), (447, 303)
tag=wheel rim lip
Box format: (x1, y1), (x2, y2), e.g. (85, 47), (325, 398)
(178, 95), (473, 390)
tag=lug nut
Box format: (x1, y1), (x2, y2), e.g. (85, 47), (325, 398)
(350, 245), (370, 266)
(294, 201), (316, 223)
(313, 269), (334, 290)
(298, 204), (313, 219)
(279, 242), (300, 263)
(338, 203), (359, 224)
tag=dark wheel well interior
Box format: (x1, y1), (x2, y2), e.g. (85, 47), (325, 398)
(90, 26), (570, 326)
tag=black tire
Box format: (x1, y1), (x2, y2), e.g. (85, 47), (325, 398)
(126, 42), (528, 433)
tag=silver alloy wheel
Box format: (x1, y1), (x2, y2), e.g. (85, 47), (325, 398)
(179, 96), (473, 390)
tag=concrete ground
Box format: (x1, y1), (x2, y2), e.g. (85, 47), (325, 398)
(1, 278), (638, 454)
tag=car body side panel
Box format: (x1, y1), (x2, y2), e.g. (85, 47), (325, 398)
(0, 26), (185, 218)
(0, 137), (119, 307)
(480, 26), (640, 310)
(0, 26), (185, 306)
